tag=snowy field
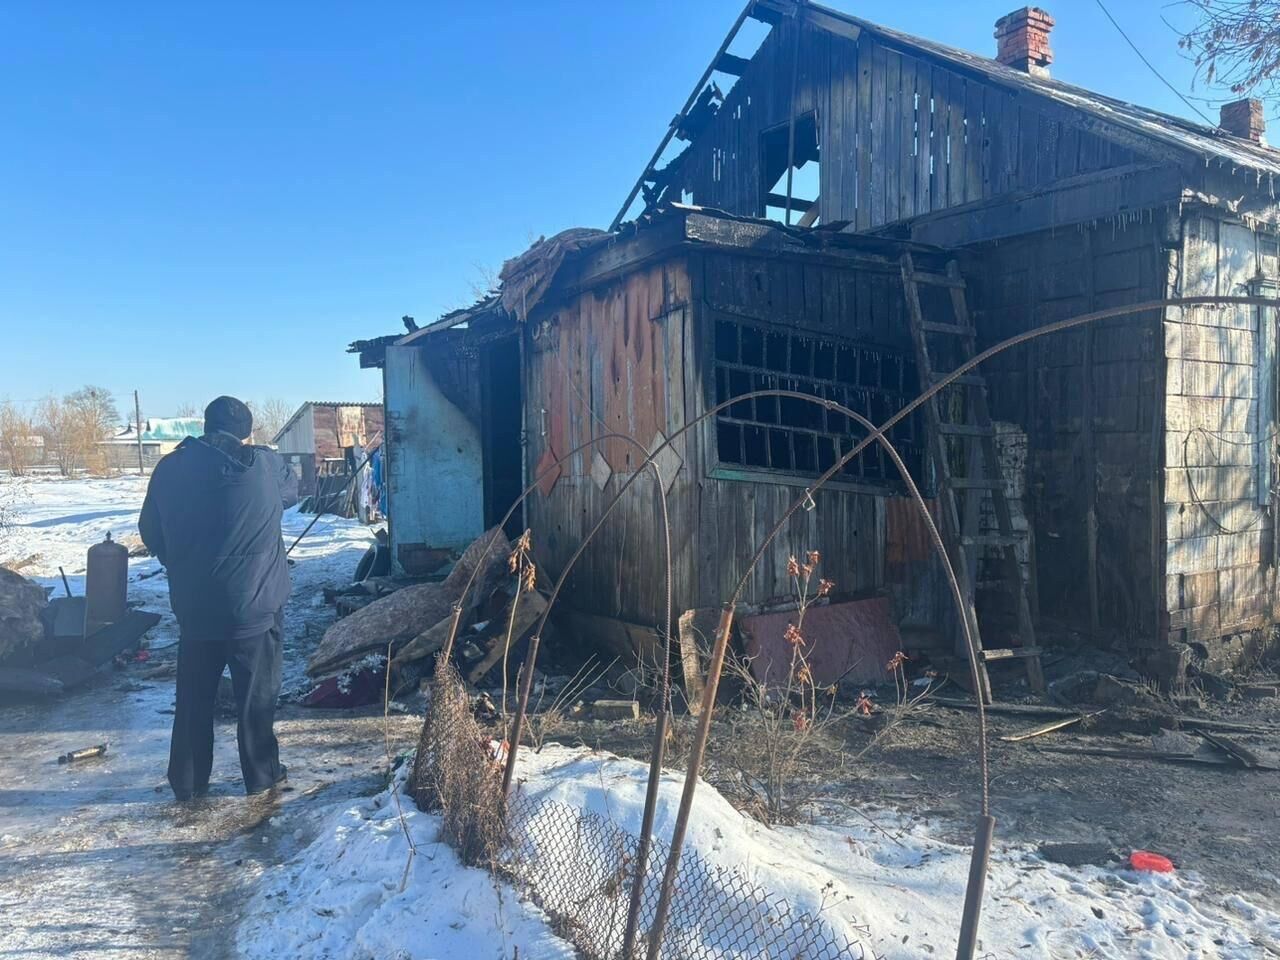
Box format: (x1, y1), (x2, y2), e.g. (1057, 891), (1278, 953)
(239, 743), (1280, 960)
(0, 474), (374, 673)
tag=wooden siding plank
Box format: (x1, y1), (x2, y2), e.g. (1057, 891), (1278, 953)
(898, 55), (918, 221)
(948, 68), (967, 208)
(884, 48), (901, 224)
(963, 76), (983, 204)
(856, 33), (873, 230)
(915, 60), (933, 215)
(870, 42), (888, 226)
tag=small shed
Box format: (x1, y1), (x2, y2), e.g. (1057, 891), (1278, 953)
(273, 401), (384, 498)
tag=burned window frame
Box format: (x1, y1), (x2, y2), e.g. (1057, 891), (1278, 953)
(710, 314), (927, 493)
(760, 111), (820, 224)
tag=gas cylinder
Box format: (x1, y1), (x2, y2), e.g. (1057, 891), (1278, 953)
(84, 533), (128, 636)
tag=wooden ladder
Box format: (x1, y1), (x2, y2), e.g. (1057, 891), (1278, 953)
(900, 253), (1045, 703)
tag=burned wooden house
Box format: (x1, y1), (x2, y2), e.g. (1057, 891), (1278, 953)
(355, 2), (1280, 690)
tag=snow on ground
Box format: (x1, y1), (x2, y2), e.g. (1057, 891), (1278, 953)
(236, 764), (577, 960)
(0, 475), (181, 643)
(241, 742), (1280, 960)
(0, 475), (375, 664)
(519, 747), (1280, 958)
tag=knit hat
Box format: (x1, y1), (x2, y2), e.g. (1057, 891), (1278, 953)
(204, 396), (254, 441)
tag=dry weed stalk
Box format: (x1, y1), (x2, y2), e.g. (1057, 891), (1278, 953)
(850, 653), (936, 762)
(500, 530), (538, 719)
(722, 550), (844, 825)
(524, 656), (615, 752)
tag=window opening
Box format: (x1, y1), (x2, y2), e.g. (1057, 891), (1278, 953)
(761, 112), (819, 225)
(713, 316), (926, 489)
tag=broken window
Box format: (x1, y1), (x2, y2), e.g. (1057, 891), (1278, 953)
(761, 112), (819, 225)
(713, 316), (926, 489)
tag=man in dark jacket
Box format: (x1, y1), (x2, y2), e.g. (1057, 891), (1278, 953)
(140, 396), (296, 800)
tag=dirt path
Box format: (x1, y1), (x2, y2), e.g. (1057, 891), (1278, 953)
(0, 665), (420, 958)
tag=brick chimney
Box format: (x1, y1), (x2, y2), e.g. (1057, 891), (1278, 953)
(1220, 98), (1267, 145)
(994, 7), (1055, 78)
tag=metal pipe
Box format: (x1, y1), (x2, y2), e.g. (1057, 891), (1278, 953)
(643, 605), (735, 960)
(621, 459), (676, 959)
(501, 633), (540, 795)
(437, 603), (465, 666)
(134, 390), (144, 476)
(620, 694), (669, 957)
(640, 399), (971, 958)
(955, 815), (995, 960)
(500, 454), (670, 800)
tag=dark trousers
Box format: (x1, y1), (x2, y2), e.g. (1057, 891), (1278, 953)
(168, 622), (283, 798)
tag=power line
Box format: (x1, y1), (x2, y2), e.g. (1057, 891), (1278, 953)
(1093, 0), (1216, 126)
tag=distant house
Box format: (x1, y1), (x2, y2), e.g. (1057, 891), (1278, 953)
(99, 417), (203, 470)
(273, 402), (384, 498)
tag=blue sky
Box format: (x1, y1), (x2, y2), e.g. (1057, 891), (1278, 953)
(0, 1), (1248, 419)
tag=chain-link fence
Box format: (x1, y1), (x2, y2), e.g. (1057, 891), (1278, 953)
(501, 791), (872, 960)
(412, 663), (873, 960)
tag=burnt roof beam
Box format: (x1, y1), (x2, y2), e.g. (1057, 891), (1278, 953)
(610, 0), (777, 231)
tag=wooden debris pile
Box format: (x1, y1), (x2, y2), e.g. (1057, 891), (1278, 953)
(307, 526), (552, 696)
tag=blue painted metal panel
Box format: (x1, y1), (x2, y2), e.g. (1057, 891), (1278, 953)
(384, 344), (483, 573)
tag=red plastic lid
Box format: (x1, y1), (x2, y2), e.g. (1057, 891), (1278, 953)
(1129, 850), (1175, 873)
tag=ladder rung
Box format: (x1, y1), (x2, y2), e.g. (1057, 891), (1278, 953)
(951, 477), (1003, 490)
(961, 533), (1023, 548)
(909, 272), (966, 290)
(980, 646), (1043, 662)
(937, 423), (995, 437)
(921, 321), (977, 336)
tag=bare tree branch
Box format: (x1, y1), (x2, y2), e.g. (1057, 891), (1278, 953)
(1180, 0), (1280, 99)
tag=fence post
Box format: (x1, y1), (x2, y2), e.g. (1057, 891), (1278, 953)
(501, 634), (541, 795)
(644, 603), (735, 960)
(954, 814), (995, 960)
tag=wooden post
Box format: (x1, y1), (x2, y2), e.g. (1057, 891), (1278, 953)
(954, 814), (996, 960)
(644, 604), (735, 960)
(133, 390), (144, 475)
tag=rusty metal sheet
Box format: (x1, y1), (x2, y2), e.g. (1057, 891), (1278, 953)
(884, 496), (938, 582)
(740, 596), (902, 687)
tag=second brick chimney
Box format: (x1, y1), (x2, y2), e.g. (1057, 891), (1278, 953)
(995, 7), (1055, 78)
(1220, 98), (1267, 145)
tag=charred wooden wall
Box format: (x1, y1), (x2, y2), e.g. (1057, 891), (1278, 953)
(675, 18), (1140, 230)
(969, 219), (1167, 642)
(1163, 212), (1280, 656)
(524, 247), (945, 635)
(524, 259), (699, 625)
(690, 247), (941, 627)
